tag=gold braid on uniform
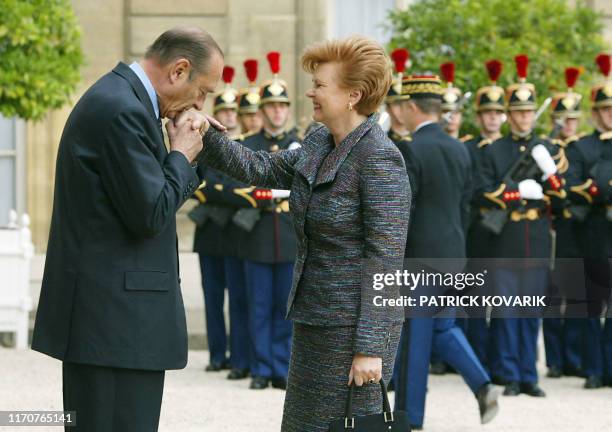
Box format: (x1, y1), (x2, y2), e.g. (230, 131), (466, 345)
(233, 186), (258, 208)
(477, 138), (492, 148)
(569, 179), (595, 204)
(552, 147), (569, 174)
(484, 183), (508, 209)
(460, 134), (474, 143)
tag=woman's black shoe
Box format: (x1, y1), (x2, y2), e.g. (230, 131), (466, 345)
(249, 376), (270, 390)
(227, 368), (249, 380)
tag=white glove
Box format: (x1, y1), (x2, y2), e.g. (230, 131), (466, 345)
(271, 189), (291, 199)
(531, 144), (557, 180)
(288, 142), (302, 150)
(518, 179), (544, 200)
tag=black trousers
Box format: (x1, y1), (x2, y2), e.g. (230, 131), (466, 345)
(62, 362), (165, 432)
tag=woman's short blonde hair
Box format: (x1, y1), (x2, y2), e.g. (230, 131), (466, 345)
(301, 36), (393, 116)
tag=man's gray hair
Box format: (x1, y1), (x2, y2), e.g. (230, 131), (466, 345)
(145, 27), (223, 78)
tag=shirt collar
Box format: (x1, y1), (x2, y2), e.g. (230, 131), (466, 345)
(414, 120), (436, 133)
(130, 61), (160, 119)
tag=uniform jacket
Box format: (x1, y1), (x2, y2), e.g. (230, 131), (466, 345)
(566, 130), (612, 258)
(198, 114), (411, 356)
(238, 129), (301, 263)
(398, 122), (472, 259)
(31, 62), (201, 370)
(479, 133), (567, 259)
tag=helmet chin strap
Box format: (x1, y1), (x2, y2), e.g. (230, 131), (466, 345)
(262, 109), (288, 135)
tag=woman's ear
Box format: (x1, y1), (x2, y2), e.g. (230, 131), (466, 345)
(348, 89), (362, 106)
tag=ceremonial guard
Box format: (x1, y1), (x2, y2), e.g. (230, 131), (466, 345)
(565, 53), (612, 389)
(393, 74), (498, 430)
(479, 55), (567, 397)
(238, 59), (263, 134)
(386, 48), (412, 146)
(241, 52), (300, 390)
(543, 67), (585, 379)
(461, 59), (507, 370)
(440, 62), (466, 140)
(191, 66), (252, 379)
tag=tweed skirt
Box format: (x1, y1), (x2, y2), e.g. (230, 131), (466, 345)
(281, 322), (402, 431)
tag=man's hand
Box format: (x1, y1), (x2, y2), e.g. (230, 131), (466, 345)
(348, 353), (382, 387)
(165, 117), (204, 163)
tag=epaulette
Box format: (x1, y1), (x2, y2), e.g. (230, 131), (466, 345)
(477, 138), (492, 148)
(563, 132), (586, 146)
(600, 131), (612, 141)
(239, 130), (258, 142)
(460, 134), (474, 143)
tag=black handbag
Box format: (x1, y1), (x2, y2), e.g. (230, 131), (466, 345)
(329, 378), (411, 431)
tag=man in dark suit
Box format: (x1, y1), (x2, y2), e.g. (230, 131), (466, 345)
(393, 75), (498, 430)
(31, 27), (224, 431)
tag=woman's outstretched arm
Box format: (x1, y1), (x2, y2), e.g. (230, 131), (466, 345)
(197, 127), (301, 190)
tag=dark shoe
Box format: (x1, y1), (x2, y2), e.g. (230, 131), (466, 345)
(409, 425), (423, 431)
(271, 377), (287, 390)
(520, 382), (546, 397)
(584, 375), (603, 389)
(387, 381), (395, 392)
(476, 383), (500, 424)
(430, 361), (447, 375)
(563, 365), (584, 378)
(227, 368), (249, 380)
(249, 376), (270, 390)
(491, 375), (508, 386)
(503, 382), (520, 396)
(205, 359), (230, 372)
(604, 376), (612, 387)
(546, 366), (562, 378)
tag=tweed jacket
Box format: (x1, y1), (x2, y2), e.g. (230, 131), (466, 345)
(199, 114), (411, 356)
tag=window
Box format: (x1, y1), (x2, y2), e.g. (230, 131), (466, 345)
(0, 115), (26, 227)
(328, 0), (397, 43)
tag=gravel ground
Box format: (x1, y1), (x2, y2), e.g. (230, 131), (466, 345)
(1, 347), (611, 431)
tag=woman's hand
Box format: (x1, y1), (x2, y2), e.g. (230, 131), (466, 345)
(173, 109), (227, 134)
(348, 353), (382, 386)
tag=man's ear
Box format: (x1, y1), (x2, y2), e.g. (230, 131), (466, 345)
(169, 58), (192, 84)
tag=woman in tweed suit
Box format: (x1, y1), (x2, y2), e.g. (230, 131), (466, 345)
(176, 36), (411, 431)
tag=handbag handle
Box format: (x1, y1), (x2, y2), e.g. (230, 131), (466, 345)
(343, 378), (394, 429)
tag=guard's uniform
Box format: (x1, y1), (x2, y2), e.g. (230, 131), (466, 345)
(393, 75), (491, 429)
(542, 70), (585, 378)
(192, 67), (253, 376)
(241, 53), (300, 387)
(565, 61), (612, 386)
(479, 57), (567, 395)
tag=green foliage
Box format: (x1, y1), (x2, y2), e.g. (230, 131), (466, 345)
(0, 0), (84, 120)
(388, 0), (610, 135)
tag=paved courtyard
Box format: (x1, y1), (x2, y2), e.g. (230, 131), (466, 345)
(1, 347), (611, 431)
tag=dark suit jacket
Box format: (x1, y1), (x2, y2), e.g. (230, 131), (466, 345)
(199, 114), (411, 356)
(398, 122), (471, 259)
(31, 62), (201, 370)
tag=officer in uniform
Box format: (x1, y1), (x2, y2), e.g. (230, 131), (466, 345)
(543, 67), (585, 379)
(479, 55), (567, 397)
(241, 52), (300, 390)
(238, 59), (263, 134)
(394, 74), (499, 429)
(565, 53), (612, 388)
(461, 59), (507, 371)
(386, 48), (412, 146)
(191, 66), (252, 379)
